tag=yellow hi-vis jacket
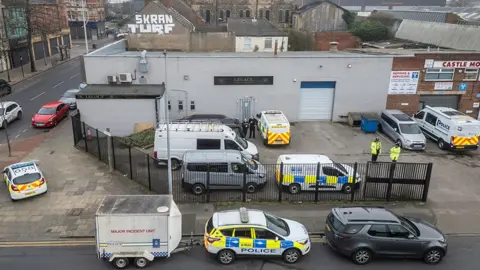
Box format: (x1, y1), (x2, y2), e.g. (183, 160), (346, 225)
(371, 141), (382, 155)
(390, 146), (401, 161)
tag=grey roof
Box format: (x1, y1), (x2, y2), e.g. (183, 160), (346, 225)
(227, 18), (286, 37)
(76, 84), (165, 99)
(328, 0), (446, 6)
(96, 195), (173, 215)
(296, 0), (347, 13)
(352, 6), (480, 21)
(371, 10), (450, 23)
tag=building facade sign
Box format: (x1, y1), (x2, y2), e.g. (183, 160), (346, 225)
(214, 76), (274, 85)
(387, 71), (419, 95)
(434, 82), (453, 90)
(432, 61), (480, 68)
(127, 14), (175, 34)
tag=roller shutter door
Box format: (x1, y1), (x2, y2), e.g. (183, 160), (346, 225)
(50, 38), (59, 55)
(299, 81), (336, 120)
(419, 95), (459, 110)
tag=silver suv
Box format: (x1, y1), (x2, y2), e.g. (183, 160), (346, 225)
(324, 206), (447, 265)
(379, 110), (426, 150)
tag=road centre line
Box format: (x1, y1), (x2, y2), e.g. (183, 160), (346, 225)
(53, 81), (65, 88)
(14, 134), (20, 139)
(30, 92), (45, 101)
(69, 73), (79, 79)
(22, 129), (27, 133)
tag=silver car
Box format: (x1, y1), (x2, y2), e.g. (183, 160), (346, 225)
(182, 150), (266, 195)
(59, 89), (80, 110)
(379, 110), (427, 150)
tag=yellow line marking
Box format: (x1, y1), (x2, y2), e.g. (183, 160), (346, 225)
(0, 240), (96, 247)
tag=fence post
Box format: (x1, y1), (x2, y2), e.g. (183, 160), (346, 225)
(351, 162), (358, 202)
(105, 128), (114, 172)
(315, 162), (320, 203)
(71, 116), (77, 146)
(128, 146), (133, 180)
(242, 171), (247, 203)
(206, 164), (211, 203)
(278, 162), (284, 202)
(82, 122), (88, 152)
(147, 154), (152, 191)
(95, 129), (101, 160)
(386, 162), (396, 202)
(111, 137), (116, 170)
(422, 163), (433, 202)
(363, 162), (371, 200)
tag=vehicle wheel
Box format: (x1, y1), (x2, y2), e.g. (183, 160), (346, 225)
(134, 257), (149, 268)
(112, 257), (129, 269)
(352, 248), (372, 265)
(378, 124), (383, 132)
(396, 140), (402, 148)
(263, 137), (268, 146)
(217, 249), (235, 265)
(342, 184), (354, 194)
(191, 183), (205, 195)
(54, 120), (58, 127)
(424, 248), (444, 265)
(11, 198), (16, 202)
(282, 248), (301, 264)
(16, 111), (22, 120)
(288, 183), (301, 194)
(245, 182), (257, 193)
(171, 159), (181, 171)
(437, 139), (446, 150)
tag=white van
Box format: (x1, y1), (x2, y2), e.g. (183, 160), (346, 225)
(413, 106), (480, 150)
(256, 110), (291, 145)
(154, 122), (259, 170)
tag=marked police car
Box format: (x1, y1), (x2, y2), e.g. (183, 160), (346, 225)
(204, 207), (310, 265)
(2, 161), (47, 201)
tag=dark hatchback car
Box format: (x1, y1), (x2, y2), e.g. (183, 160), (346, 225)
(324, 206), (447, 265)
(0, 79), (12, 97)
(178, 114), (244, 137)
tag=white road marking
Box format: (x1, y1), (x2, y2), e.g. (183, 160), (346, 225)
(22, 129), (27, 133)
(30, 92), (46, 101)
(14, 134), (20, 139)
(53, 81), (64, 88)
(377, 132), (394, 146)
(69, 73), (79, 79)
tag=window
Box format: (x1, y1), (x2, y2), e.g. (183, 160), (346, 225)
(38, 107), (56, 115)
(243, 38), (251, 50)
(399, 123), (422, 134)
(205, 10), (211, 23)
(414, 111), (425, 120)
(425, 68), (454, 81)
(234, 228), (251, 238)
(388, 225), (411, 239)
(322, 167), (344, 177)
(425, 113), (438, 126)
(6, 104), (16, 113)
(12, 173), (42, 185)
(285, 10), (290, 23)
(231, 163), (247, 173)
(178, 101), (183, 110)
(254, 228), (278, 240)
(197, 139), (221, 150)
(278, 10), (284, 23)
(264, 212), (289, 236)
(186, 163), (208, 172)
(225, 139), (241, 151)
(245, 9), (251, 18)
(264, 38), (272, 49)
(226, 9), (231, 18)
(368, 225), (389, 237)
(220, 228), (234, 237)
(209, 163), (228, 173)
(57, 104), (65, 111)
(206, 217), (214, 234)
(464, 68), (479, 81)
(167, 101), (171, 110)
(190, 101), (195, 110)
(239, 9), (244, 18)
(265, 10), (270, 21)
(219, 10), (224, 21)
(259, 9), (264, 18)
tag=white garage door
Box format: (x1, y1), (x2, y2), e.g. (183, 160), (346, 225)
(299, 82), (335, 120)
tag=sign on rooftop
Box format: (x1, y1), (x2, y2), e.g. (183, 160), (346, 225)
(127, 14), (175, 34)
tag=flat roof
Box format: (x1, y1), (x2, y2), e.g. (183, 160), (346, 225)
(76, 84), (165, 99)
(349, 47), (480, 56)
(96, 195), (173, 215)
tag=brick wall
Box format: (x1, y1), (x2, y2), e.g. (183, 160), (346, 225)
(314, 31), (359, 51)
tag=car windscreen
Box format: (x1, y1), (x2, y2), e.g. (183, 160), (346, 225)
(328, 213), (346, 232)
(63, 91), (77, 98)
(38, 107), (56, 115)
(234, 133), (248, 149)
(399, 216), (420, 236)
(264, 212), (289, 237)
(13, 173), (41, 185)
(332, 162), (348, 175)
(399, 123), (422, 134)
(241, 155), (258, 170)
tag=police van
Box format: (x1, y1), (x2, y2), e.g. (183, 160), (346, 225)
(204, 207), (310, 265)
(256, 110), (291, 145)
(413, 106), (480, 150)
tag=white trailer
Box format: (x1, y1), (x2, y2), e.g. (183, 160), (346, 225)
(95, 195), (182, 269)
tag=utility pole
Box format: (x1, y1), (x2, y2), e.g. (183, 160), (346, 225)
(163, 52), (173, 194)
(0, 100), (12, 157)
(82, 0), (89, 54)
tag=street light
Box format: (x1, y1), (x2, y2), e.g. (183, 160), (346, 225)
(20, 57), (24, 78)
(163, 52), (173, 194)
(82, 0), (89, 54)
(0, 99), (12, 157)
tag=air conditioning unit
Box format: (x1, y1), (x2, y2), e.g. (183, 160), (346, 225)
(119, 73), (133, 83)
(107, 75), (117, 83)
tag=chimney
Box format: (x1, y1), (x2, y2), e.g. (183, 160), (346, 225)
(274, 40), (278, 56)
(329, 41), (339, 52)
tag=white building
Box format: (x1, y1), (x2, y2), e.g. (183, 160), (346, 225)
(227, 18), (288, 53)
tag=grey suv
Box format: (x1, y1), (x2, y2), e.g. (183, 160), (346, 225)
(324, 206), (447, 265)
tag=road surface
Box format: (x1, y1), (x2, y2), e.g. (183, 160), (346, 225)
(0, 59), (82, 145)
(0, 236), (477, 269)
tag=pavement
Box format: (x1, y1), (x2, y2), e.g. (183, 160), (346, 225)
(0, 236), (478, 269)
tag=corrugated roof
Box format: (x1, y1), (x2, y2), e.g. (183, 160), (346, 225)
(227, 18), (286, 37)
(352, 6), (480, 21)
(156, 0), (206, 28)
(371, 10), (450, 23)
(329, 0), (447, 5)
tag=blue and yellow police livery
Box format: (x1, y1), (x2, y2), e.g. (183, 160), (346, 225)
(204, 207), (310, 265)
(2, 161), (47, 201)
(275, 154), (361, 194)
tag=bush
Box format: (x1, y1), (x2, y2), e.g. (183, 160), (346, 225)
(115, 128), (155, 149)
(350, 20), (388, 41)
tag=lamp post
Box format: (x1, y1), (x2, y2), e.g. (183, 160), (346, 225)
(82, 0), (89, 54)
(163, 52), (173, 194)
(0, 100), (12, 157)
(20, 57), (24, 78)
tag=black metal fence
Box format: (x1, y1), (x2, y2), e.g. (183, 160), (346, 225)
(71, 114), (433, 203)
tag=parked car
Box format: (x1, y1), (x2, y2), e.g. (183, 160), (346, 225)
(379, 109), (426, 150)
(178, 114), (243, 137)
(59, 89), (80, 109)
(32, 101), (69, 128)
(0, 101), (22, 129)
(0, 79), (12, 97)
(324, 206), (447, 265)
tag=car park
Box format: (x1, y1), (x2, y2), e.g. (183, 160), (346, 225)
(182, 150), (266, 195)
(256, 110), (291, 145)
(0, 79), (12, 97)
(204, 207), (310, 265)
(379, 109), (426, 150)
(32, 101), (69, 128)
(2, 161), (47, 201)
(0, 101), (22, 129)
(59, 89), (81, 109)
(276, 154), (361, 194)
(324, 206), (447, 265)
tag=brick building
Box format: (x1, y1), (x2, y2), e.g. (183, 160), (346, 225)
(67, 0), (105, 40)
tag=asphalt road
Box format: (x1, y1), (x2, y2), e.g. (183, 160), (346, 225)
(0, 236), (477, 269)
(0, 59), (82, 145)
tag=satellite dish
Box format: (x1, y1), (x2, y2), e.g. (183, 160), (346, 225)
(157, 206), (169, 213)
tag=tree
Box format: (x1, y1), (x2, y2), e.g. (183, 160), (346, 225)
(287, 29), (313, 51)
(349, 20), (388, 42)
(342, 10), (357, 30)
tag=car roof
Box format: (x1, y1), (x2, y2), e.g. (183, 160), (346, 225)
(333, 207), (400, 225)
(213, 208), (267, 228)
(383, 110), (415, 122)
(42, 101), (62, 108)
(0, 101), (17, 107)
(7, 161), (40, 177)
(278, 154), (332, 164)
(184, 150), (242, 163)
(65, 89), (80, 93)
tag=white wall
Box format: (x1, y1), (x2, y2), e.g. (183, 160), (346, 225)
(77, 99), (158, 136)
(235, 36), (289, 52)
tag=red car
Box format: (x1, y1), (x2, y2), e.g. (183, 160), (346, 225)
(32, 101), (69, 128)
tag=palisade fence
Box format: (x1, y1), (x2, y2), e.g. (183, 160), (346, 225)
(71, 114), (433, 203)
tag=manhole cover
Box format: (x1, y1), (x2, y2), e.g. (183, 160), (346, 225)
(68, 208), (83, 216)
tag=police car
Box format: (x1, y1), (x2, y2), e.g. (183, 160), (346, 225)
(2, 161), (47, 201)
(204, 207), (310, 265)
